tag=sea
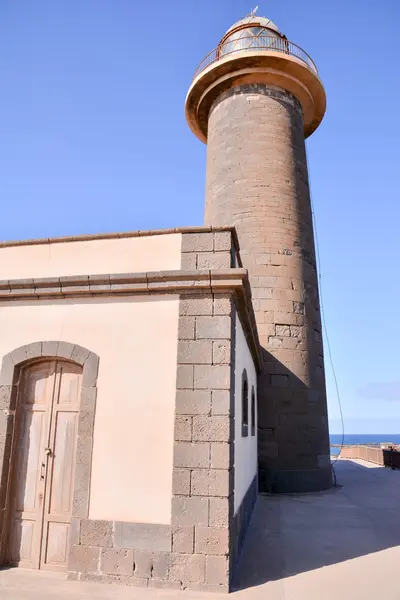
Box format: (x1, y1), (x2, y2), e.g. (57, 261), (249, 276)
(330, 434), (400, 456)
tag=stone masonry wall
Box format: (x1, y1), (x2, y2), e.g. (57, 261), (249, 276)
(204, 84), (331, 492)
(67, 232), (257, 592)
(178, 231), (259, 585)
(172, 289), (235, 593)
(340, 446), (385, 466)
(67, 290), (235, 592)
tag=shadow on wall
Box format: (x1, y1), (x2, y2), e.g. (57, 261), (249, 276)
(257, 347), (331, 494)
(231, 459), (400, 591)
(255, 91), (330, 494)
(383, 449), (400, 470)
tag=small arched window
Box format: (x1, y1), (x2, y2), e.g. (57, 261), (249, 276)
(242, 369), (249, 437)
(251, 387), (256, 436)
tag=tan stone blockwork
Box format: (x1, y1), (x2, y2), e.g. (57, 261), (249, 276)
(178, 340), (213, 364)
(191, 469), (230, 497)
(100, 549), (134, 576)
(174, 417), (192, 442)
(172, 469), (191, 496)
(194, 365), (231, 390)
(196, 316), (231, 339)
(204, 83), (331, 493)
(211, 443), (233, 470)
(197, 253), (231, 270)
(181, 231), (234, 268)
(171, 293), (236, 591)
(212, 341), (231, 364)
(80, 520), (113, 548)
(170, 283), (260, 590)
(68, 546), (100, 574)
(206, 554), (229, 586)
(169, 553), (206, 584)
(211, 390), (230, 415)
(176, 390), (212, 415)
(195, 527), (229, 556)
(172, 527), (195, 554)
(174, 442), (210, 469)
(171, 496), (210, 528)
(192, 416), (231, 442)
(209, 498), (229, 528)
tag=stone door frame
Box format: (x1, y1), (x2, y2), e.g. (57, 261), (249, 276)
(0, 341), (99, 565)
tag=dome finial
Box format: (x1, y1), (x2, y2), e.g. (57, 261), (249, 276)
(249, 5), (259, 17)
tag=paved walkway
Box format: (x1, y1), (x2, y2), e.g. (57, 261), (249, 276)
(1, 460), (399, 599)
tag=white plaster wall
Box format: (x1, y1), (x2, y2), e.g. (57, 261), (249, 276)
(234, 312), (258, 513)
(0, 296), (179, 524)
(0, 234), (181, 279)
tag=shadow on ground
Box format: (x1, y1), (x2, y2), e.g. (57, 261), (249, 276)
(231, 459), (400, 591)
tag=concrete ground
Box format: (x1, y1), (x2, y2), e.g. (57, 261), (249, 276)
(1, 459), (399, 599)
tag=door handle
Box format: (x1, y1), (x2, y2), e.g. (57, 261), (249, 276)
(40, 462), (45, 480)
(44, 447), (53, 456)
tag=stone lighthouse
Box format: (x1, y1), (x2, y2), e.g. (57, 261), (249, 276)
(186, 13), (331, 492)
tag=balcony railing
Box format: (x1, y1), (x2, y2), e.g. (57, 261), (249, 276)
(193, 36), (318, 80)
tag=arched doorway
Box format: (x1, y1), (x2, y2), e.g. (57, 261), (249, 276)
(7, 359), (82, 571)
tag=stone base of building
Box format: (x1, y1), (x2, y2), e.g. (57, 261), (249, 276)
(66, 482), (258, 594)
(67, 547), (230, 594)
(259, 466), (333, 494)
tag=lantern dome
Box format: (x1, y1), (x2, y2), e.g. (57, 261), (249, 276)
(218, 15), (284, 58)
(224, 15), (281, 36)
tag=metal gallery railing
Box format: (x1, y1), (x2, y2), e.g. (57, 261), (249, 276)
(193, 36), (318, 80)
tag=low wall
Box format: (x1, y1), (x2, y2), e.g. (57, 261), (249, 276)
(340, 445), (400, 468)
(0, 234), (182, 279)
(340, 446), (384, 465)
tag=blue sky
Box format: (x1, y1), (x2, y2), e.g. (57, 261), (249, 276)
(1, 1), (399, 434)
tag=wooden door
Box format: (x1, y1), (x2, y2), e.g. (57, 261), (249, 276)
(9, 361), (55, 569)
(8, 360), (81, 571)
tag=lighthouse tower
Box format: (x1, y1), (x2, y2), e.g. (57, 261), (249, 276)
(186, 13), (331, 492)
